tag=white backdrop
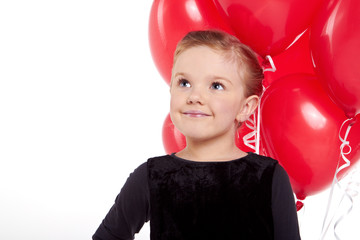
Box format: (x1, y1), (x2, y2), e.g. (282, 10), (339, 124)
(0, 1), (359, 240)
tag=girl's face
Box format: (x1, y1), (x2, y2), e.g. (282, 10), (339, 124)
(170, 46), (257, 143)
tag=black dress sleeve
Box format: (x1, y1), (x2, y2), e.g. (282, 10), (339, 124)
(272, 164), (301, 240)
(93, 162), (150, 240)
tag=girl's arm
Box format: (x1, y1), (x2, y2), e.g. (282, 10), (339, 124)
(272, 164), (301, 240)
(93, 162), (150, 240)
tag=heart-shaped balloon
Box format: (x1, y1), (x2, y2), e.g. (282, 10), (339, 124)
(149, 0), (233, 84)
(260, 74), (360, 199)
(310, 0), (360, 118)
(213, 0), (324, 57)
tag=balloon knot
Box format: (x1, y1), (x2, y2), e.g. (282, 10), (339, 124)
(296, 200), (304, 211)
(348, 117), (357, 126)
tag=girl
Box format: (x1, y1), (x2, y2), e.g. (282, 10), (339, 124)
(93, 30), (301, 240)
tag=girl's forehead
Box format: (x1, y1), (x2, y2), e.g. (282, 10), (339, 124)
(177, 46), (242, 69)
(175, 46), (234, 65)
(174, 46), (242, 74)
(172, 46), (245, 85)
(179, 45), (223, 56)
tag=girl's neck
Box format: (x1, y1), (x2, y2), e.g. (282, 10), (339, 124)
(176, 137), (247, 162)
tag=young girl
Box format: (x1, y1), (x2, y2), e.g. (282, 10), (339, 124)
(93, 30), (301, 240)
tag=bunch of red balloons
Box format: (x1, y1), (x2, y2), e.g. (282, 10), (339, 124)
(149, 0), (360, 201)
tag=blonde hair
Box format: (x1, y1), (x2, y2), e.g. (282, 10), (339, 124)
(173, 30), (264, 97)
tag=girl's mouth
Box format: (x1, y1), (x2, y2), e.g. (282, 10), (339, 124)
(182, 110), (211, 118)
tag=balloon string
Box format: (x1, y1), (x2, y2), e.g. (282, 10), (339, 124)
(320, 118), (354, 239)
(320, 169), (339, 239)
(333, 118), (355, 240)
(333, 192), (353, 240)
(344, 166), (360, 199)
(244, 56), (274, 154)
(326, 165), (360, 239)
(255, 93), (261, 155)
(242, 85), (266, 154)
(255, 84), (267, 155)
(243, 114), (257, 151)
(257, 55), (273, 152)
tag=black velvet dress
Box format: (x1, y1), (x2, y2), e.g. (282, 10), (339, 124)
(93, 153), (301, 240)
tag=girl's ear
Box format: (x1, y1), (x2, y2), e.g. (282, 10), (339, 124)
(236, 95), (259, 123)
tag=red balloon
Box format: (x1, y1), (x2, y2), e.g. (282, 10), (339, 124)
(260, 74), (360, 199)
(162, 113), (186, 154)
(213, 0), (324, 57)
(149, 0), (233, 84)
(310, 0), (360, 118)
(264, 30), (315, 87)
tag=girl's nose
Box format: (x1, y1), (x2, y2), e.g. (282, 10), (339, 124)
(186, 88), (204, 105)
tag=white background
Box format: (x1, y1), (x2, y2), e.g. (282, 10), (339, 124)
(0, 1), (359, 239)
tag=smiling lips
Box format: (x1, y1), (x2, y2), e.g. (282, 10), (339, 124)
(183, 110), (211, 118)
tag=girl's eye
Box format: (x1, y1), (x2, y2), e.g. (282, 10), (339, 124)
(178, 79), (191, 88)
(211, 82), (224, 90)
